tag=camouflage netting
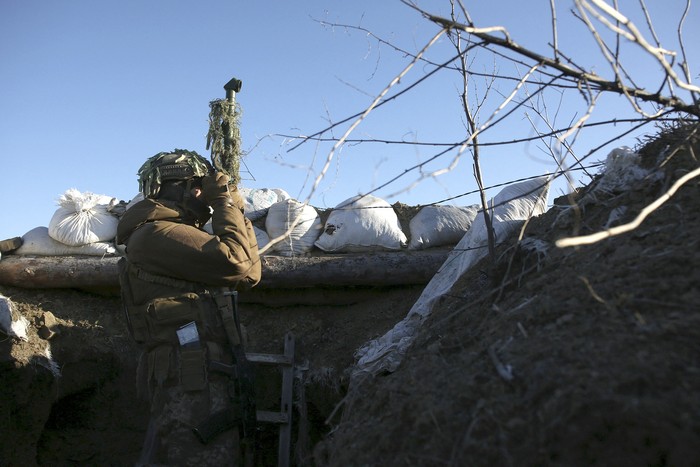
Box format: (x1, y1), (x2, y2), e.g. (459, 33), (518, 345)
(206, 98), (243, 186)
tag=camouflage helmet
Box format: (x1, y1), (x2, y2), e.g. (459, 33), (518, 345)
(138, 149), (213, 198)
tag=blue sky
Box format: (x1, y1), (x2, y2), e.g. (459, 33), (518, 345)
(1, 0), (698, 241)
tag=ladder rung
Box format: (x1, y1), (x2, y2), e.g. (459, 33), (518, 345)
(246, 352), (293, 366)
(257, 410), (289, 425)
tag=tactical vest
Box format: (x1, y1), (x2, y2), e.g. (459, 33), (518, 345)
(118, 258), (235, 394)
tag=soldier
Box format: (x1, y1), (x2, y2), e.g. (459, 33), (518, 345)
(116, 149), (261, 465)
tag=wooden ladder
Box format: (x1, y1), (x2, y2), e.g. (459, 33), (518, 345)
(246, 332), (295, 467)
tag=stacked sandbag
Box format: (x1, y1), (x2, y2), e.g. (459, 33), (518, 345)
(408, 204), (480, 250)
(315, 195), (407, 252)
(48, 189), (120, 246)
(239, 187), (291, 221)
(265, 199), (322, 256)
(15, 227), (117, 256)
(253, 225), (270, 251)
(13, 189), (120, 256)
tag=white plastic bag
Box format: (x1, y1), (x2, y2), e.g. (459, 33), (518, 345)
(265, 199), (322, 256)
(408, 204), (479, 250)
(315, 195), (407, 252)
(48, 189), (119, 246)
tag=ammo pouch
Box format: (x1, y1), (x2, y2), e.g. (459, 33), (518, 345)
(179, 346), (207, 392)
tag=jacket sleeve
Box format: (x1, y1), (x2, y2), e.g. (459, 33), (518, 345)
(206, 192), (262, 289)
(122, 193), (261, 288)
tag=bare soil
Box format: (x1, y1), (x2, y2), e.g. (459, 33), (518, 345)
(320, 125), (700, 466)
(1, 124), (699, 466)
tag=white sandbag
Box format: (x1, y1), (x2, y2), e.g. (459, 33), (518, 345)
(408, 204), (479, 250)
(271, 188), (291, 202)
(239, 187), (290, 221)
(15, 227), (117, 256)
(48, 188), (119, 246)
(202, 222), (269, 252)
(314, 195), (407, 252)
(353, 176), (551, 377)
(265, 199), (322, 256)
(253, 225), (270, 252)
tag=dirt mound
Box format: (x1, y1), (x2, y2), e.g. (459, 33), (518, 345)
(319, 125), (700, 466)
(1, 125), (699, 466)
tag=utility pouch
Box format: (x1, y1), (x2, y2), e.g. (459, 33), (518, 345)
(148, 346), (173, 390)
(180, 347), (207, 392)
(147, 293), (202, 342)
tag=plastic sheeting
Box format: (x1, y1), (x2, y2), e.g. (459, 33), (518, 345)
(353, 176), (551, 377)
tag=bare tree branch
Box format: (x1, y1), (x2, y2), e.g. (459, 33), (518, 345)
(406, 2), (700, 116)
(580, 0), (700, 95)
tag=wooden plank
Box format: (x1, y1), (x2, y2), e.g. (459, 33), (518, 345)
(277, 333), (295, 467)
(245, 353), (293, 366)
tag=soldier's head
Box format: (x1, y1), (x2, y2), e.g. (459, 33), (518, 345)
(137, 149), (213, 226)
(138, 149), (212, 199)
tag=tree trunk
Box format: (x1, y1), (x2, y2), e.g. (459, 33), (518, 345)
(0, 250), (450, 290)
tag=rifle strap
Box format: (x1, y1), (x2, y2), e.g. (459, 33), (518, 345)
(213, 289), (244, 349)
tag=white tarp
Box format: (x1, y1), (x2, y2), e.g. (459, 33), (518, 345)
(353, 176), (551, 377)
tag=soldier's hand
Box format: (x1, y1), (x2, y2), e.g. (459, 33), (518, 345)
(201, 172), (231, 205)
